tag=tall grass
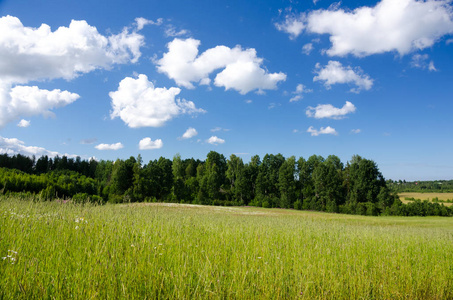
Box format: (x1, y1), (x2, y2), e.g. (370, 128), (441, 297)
(1, 196), (453, 299)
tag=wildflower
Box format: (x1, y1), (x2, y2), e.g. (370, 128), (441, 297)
(75, 226), (79, 230)
(2, 250), (18, 264)
(131, 244), (135, 247)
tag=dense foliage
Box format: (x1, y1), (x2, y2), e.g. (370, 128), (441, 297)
(0, 152), (451, 216)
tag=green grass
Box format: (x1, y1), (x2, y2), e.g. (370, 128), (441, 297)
(1, 197), (453, 299)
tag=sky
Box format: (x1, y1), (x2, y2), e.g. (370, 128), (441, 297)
(0, 0), (452, 181)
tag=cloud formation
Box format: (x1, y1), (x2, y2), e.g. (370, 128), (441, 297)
(135, 17), (163, 30)
(274, 13), (306, 39)
(0, 16), (145, 128)
(109, 74), (205, 128)
(0, 136), (64, 157)
(302, 43), (314, 55)
(314, 61), (373, 93)
(0, 84), (79, 128)
(206, 136), (225, 145)
(290, 83), (312, 102)
(307, 0), (453, 56)
(307, 126), (338, 136)
(95, 143), (124, 150)
(156, 38), (286, 94)
(139, 137), (163, 150)
(0, 16), (144, 84)
(306, 101), (356, 119)
(411, 54), (437, 71)
(181, 127), (198, 139)
(17, 119), (30, 128)
(276, 0), (453, 57)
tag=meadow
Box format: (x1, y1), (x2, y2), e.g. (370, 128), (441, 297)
(399, 192), (453, 206)
(1, 197), (453, 299)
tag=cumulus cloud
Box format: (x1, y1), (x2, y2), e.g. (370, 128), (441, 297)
(302, 43), (314, 55)
(109, 74), (205, 128)
(290, 83), (312, 102)
(139, 137), (163, 150)
(0, 16), (144, 84)
(206, 136), (225, 145)
(17, 119), (30, 128)
(95, 143), (124, 150)
(306, 0), (453, 56)
(307, 126), (338, 136)
(156, 38), (286, 94)
(306, 101), (356, 119)
(0, 84), (79, 128)
(135, 17), (163, 30)
(274, 13), (306, 39)
(411, 54), (437, 71)
(0, 16), (145, 128)
(0, 136), (70, 157)
(181, 127), (198, 139)
(351, 129), (361, 134)
(314, 61), (373, 93)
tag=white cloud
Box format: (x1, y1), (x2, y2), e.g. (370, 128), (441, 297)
(0, 136), (69, 157)
(0, 16), (144, 84)
(211, 127), (230, 132)
(109, 74), (205, 128)
(156, 38), (286, 94)
(17, 119), (30, 128)
(274, 13), (306, 39)
(95, 142), (124, 150)
(245, 99), (253, 104)
(139, 137), (163, 150)
(0, 84), (79, 128)
(290, 83), (312, 102)
(306, 101), (356, 119)
(206, 136), (225, 145)
(351, 129), (361, 134)
(135, 17), (163, 30)
(181, 127), (198, 139)
(0, 16), (145, 128)
(314, 61), (373, 92)
(164, 25), (189, 37)
(307, 126), (338, 136)
(411, 54), (437, 71)
(302, 43), (314, 55)
(305, 0), (453, 56)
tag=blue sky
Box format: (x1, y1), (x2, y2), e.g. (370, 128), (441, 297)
(0, 0), (452, 181)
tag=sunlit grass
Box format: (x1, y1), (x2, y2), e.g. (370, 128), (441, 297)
(1, 197), (453, 299)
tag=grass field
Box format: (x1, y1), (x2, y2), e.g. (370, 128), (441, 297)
(1, 197), (453, 299)
(399, 192), (453, 206)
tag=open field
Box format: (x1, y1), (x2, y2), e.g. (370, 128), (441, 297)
(1, 197), (453, 299)
(399, 192), (453, 206)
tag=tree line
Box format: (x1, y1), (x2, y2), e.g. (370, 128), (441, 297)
(388, 179), (453, 193)
(0, 152), (452, 217)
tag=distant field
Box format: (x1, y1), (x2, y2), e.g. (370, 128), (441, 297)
(399, 192), (453, 206)
(1, 197), (453, 299)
